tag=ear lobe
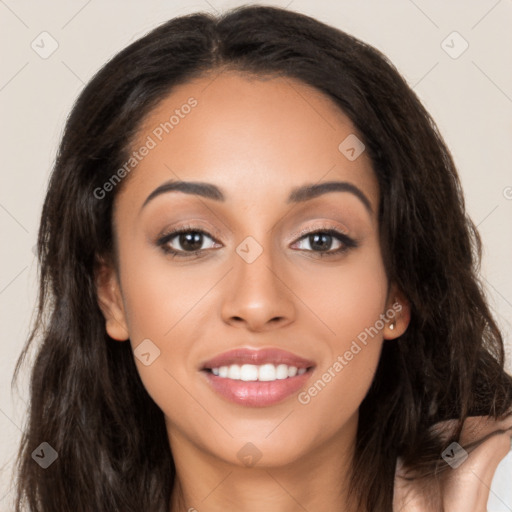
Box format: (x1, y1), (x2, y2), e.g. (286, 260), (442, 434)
(383, 284), (411, 340)
(94, 259), (129, 341)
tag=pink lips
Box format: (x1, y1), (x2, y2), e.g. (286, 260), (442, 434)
(200, 348), (315, 407)
(200, 347), (315, 370)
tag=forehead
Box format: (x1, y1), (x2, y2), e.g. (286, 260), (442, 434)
(118, 70), (378, 213)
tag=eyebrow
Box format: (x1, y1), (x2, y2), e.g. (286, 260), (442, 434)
(141, 179), (373, 214)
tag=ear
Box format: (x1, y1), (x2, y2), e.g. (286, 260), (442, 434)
(94, 257), (130, 341)
(383, 283), (411, 340)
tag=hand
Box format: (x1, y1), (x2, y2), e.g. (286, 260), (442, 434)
(393, 414), (512, 511)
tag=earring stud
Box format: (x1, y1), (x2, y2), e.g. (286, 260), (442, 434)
(389, 321), (395, 330)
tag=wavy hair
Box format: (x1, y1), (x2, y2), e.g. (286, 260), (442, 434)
(13, 5), (512, 511)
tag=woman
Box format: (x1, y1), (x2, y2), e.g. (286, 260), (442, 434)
(13, 5), (512, 511)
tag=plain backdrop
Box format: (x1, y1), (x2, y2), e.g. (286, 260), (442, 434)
(1, 1), (511, 510)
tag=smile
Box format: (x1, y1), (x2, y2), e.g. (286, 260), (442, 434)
(200, 348), (315, 407)
(209, 363), (308, 381)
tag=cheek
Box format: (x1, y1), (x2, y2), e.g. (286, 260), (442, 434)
(293, 245), (388, 420)
(294, 238), (389, 349)
(116, 247), (223, 402)
(119, 245), (216, 341)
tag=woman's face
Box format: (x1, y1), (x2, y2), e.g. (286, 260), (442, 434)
(97, 70), (409, 468)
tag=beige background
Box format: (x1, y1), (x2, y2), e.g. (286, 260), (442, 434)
(1, 1), (511, 510)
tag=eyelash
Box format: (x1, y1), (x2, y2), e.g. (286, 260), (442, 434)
(156, 224), (358, 259)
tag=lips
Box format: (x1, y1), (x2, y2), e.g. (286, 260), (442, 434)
(200, 347), (315, 370)
(199, 347), (316, 407)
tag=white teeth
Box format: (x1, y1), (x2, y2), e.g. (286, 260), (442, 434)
(227, 364), (241, 379)
(209, 363), (307, 381)
(258, 363), (276, 381)
(276, 364), (289, 379)
(240, 364), (259, 381)
(287, 366), (298, 377)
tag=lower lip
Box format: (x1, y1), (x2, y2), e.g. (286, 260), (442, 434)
(201, 368), (314, 407)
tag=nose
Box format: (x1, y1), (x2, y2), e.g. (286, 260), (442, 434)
(220, 240), (296, 332)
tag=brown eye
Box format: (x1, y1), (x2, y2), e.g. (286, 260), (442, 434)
(292, 229), (358, 257)
(157, 227), (220, 257)
(174, 232), (205, 252)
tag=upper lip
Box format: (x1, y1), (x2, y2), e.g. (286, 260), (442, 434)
(200, 348), (315, 370)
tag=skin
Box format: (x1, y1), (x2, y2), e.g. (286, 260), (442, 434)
(96, 69), (412, 512)
(394, 414), (512, 511)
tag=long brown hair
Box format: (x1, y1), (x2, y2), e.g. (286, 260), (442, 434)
(13, 5), (512, 511)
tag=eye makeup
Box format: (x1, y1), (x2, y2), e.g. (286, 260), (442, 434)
(155, 222), (358, 259)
